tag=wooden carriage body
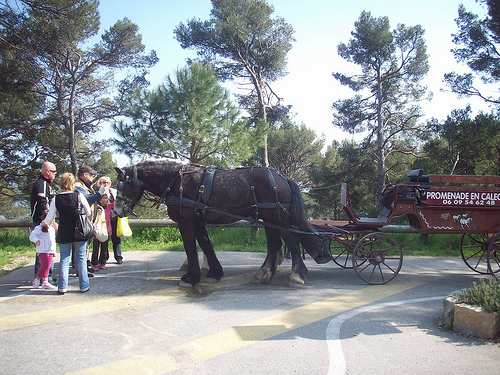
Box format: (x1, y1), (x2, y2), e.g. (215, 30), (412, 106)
(389, 172), (500, 235)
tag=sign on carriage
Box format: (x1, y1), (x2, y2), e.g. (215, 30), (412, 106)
(424, 190), (500, 207)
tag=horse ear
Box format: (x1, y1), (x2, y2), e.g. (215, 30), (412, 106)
(115, 167), (126, 180)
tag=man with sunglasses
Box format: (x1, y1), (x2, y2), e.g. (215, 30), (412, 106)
(30, 161), (58, 284)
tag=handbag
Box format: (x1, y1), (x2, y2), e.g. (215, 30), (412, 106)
(74, 194), (96, 240)
(116, 216), (132, 238)
(94, 207), (108, 242)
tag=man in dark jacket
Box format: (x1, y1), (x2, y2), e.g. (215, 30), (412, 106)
(30, 161), (57, 283)
(74, 165), (105, 276)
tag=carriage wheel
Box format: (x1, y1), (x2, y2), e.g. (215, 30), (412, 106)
(352, 232), (403, 285)
(329, 234), (358, 269)
(486, 232), (500, 280)
(460, 233), (492, 274)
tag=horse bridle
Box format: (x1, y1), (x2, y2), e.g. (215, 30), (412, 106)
(116, 171), (145, 212)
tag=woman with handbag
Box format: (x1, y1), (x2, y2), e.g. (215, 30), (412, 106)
(43, 172), (91, 294)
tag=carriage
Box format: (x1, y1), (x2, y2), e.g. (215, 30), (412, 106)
(114, 159), (500, 288)
(310, 169), (500, 284)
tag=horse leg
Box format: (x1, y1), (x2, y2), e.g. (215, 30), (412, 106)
(177, 220), (201, 287)
(180, 253), (209, 275)
(200, 254), (209, 275)
(253, 227), (281, 284)
(194, 222), (223, 282)
(283, 233), (308, 288)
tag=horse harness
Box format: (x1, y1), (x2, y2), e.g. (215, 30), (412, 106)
(119, 163), (326, 237)
(155, 165), (292, 226)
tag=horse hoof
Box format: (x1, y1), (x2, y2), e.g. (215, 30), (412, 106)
(179, 280), (194, 288)
(253, 271), (271, 284)
(205, 277), (219, 283)
(288, 273), (305, 288)
(314, 255), (331, 264)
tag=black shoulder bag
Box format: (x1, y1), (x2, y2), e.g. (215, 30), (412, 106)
(74, 193), (96, 240)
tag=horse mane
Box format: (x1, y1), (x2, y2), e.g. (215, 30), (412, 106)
(133, 157), (188, 169)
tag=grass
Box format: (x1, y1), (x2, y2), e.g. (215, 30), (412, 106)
(0, 227), (465, 276)
(391, 232), (461, 256)
(0, 228), (35, 277)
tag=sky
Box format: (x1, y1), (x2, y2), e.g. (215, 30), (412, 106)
(96, 0), (491, 163)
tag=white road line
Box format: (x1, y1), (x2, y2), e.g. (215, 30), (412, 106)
(326, 296), (445, 375)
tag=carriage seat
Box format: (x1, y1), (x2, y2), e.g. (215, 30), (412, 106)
(355, 206), (391, 225)
(407, 169), (430, 183)
(341, 183), (391, 228)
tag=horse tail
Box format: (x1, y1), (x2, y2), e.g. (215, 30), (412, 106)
(288, 179), (331, 264)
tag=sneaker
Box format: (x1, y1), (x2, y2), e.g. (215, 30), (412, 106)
(41, 282), (56, 290)
(116, 258), (123, 264)
(32, 279), (40, 289)
(81, 287), (90, 293)
(91, 265), (99, 272)
(98, 264), (108, 270)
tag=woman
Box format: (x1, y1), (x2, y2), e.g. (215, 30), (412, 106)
(43, 173), (91, 294)
(90, 177), (112, 271)
(100, 177), (123, 264)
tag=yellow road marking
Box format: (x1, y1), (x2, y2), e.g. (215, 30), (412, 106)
(0, 273), (252, 332)
(67, 279), (423, 375)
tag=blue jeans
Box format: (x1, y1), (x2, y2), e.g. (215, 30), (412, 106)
(58, 241), (89, 292)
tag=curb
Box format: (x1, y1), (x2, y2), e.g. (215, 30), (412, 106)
(443, 294), (500, 339)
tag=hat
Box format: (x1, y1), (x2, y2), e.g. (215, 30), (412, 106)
(78, 165), (97, 176)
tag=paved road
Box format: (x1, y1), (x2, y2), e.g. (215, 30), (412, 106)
(0, 251), (498, 375)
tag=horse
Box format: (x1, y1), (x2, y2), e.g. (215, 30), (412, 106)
(113, 158), (331, 287)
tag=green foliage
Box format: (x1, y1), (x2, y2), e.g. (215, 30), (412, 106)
(445, 1), (500, 104)
(391, 233), (461, 256)
(174, 0), (295, 166)
(206, 227), (268, 251)
(115, 63), (254, 167)
(0, 0), (157, 203)
(175, 0), (294, 83)
(121, 227), (184, 251)
(453, 279), (500, 314)
(267, 122), (324, 189)
(108, 227), (267, 252)
(308, 140), (379, 219)
(419, 107), (500, 175)
(0, 229), (34, 276)
(333, 11), (429, 202)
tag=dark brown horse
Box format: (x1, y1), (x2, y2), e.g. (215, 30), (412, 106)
(113, 158), (331, 287)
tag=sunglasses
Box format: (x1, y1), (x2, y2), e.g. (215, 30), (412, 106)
(49, 170), (57, 173)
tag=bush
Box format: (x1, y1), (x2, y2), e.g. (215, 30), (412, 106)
(452, 279), (500, 314)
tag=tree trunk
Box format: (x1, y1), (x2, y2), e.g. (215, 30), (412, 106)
(376, 77), (385, 209)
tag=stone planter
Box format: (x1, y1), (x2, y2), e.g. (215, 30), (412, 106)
(443, 295), (500, 340)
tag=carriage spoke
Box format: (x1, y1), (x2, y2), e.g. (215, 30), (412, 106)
(486, 232), (500, 279)
(461, 233), (491, 274)
(329, 234), (365, 269)
(352, 232), (402, 285)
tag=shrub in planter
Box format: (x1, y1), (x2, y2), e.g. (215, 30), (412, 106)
(450, 279), (500, 339)
(452, 279), (500, 314)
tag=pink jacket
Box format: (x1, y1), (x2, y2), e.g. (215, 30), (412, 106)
(104, 201), (114, 236)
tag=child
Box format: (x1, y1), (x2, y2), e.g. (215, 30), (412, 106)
(91, 193), (110, 271)
(29, 210), (57, 289)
